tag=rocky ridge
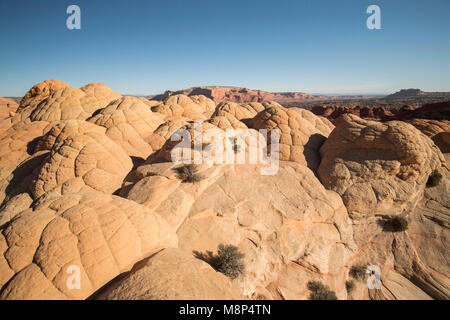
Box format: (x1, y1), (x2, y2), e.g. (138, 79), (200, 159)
(0, 80), (448, 300)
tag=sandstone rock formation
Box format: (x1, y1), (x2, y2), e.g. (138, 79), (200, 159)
(149, 86), (315, 104)
(96, 248), (243, 300)
(0, 192), (177, 299)
(8, 82), (121, 126)
(0, 121), (52, 204)
(318, 114), (445, 218)
(28, 85), (121, 122)
(151, 94), (215, 121)
(18, 79), (69, 111)
(347, 168), (450, 300)
(0, 80), (448, 301)
(0, 97), (18, 120)
(31, 120), (133, 200)
(119, 160), (357, 299)
(212, 101), (265, 121)
(248, 104), (332, 170)
(88, 96), (164, 158)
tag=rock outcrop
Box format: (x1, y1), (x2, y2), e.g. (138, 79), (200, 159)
(0, 121), (52, 204)
(18, 79), (70, 111)
(248, 104), (332, 170)
(149, 86), (315, 104)
(96, 248), (243, 300)
(0, 97), (18, 120)
(0, 80), (448, 301)
(0, 192), (177, 299)
(120, 161), (356, 299)
(88, 96), (164, 158)
(318, 114), (445, 218)
(31, 120), (133, 200)
(151, 94), (215, 121)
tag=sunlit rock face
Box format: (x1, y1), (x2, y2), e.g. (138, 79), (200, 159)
(0, 80), (448, 300)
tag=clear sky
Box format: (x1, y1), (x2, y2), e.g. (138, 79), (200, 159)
(0, 0), (449, 96)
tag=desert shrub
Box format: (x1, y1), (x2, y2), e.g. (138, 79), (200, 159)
(427, 170), (442, 187)
(345, 280), (356, 293)
(349, 265), (367, 280)
(214, 244), (245, 279)
(387, 216), (408, 232)
(307, 281), (338, 300)
(193, 244), (245, 279)
(174, 164), (203, 183)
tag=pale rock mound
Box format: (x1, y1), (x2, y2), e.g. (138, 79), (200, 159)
(96, 248), (243, 300)
(18, 79), (70, 111)
(137, 97), (161, 108)
(348, 168), (450, 300)
(33, 120), (105, 153)
(28, 84), (121, 122)
(88, 96), (165, 158)
(155, 121), (264, 166)
(212, 101), (265, 121)
(408, 119), (450, 137)
(318, 114), (445, 218)
(0, 192), (177, 299)
(121, 161), (356, 299)
(248, 104), (332, 170)
(0, 121), (52, 204)
(408, 119), (450, 164)
(147, 117), (191, 153)
(208, 114), (248, 130)
(151, 94), (215, 121)
(0, 97), (19, 120)
(31, 120), (132, 200)
(290, 107), (335, 132)
(79, 83), (122, 108)
(0, 193), (33, 227)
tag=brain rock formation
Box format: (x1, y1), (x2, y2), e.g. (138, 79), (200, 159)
(31, 120), (133, 200)
(248, 104), (332, 170)
(0, 192), (177, 299)
(88, 96), (164, 158)
(318, 114), (445, 218)
(151, 94), (215, 121)
(0, 97), (19, 120)
(0, 121), (52, 204)
(18, 79), (70, 111)
(96, 248), (243, 300)
(0, 79), (449, 301)
(120, 161), (357, 299)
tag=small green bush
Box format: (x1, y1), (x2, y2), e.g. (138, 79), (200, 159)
(345, 280), (356, 293)
(307, 281), (338, 300)
(387, 216), (408, 232)
(215, 244), (245, 279)
(349, 265), (367, 280)
(427, 170), (442, 187)
(174, 164), (203, 183)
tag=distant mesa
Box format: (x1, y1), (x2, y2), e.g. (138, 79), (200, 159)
(386, 88), (425, 98)
(148, 86), (317, 104)
(385, 88), (450, 99)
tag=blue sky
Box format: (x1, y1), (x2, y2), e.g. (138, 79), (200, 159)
(0, 0), (449, 96)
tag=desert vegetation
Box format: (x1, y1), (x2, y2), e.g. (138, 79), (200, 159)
(174, 164), (203, 183)
(307, 281), (338, 300)
(427, 170), (443, 187)
(386, 216), (409, 232)
(349, 265), (367, 280)
(194, 244), (245, 279)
